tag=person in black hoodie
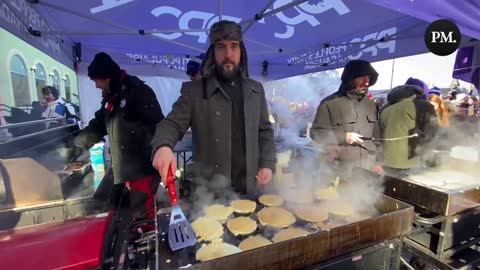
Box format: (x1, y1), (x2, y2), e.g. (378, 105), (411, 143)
(74, 52), (164, 229)
(311, 60), (383, 177)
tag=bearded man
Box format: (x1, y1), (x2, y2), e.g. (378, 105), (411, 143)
(151, 20), (276, 194)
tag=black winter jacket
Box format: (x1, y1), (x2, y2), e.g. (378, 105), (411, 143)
(75, 75), (164, 183)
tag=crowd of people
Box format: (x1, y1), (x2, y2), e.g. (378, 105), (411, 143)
(310, 67), (480, 178)
(19, 20), (474, 232)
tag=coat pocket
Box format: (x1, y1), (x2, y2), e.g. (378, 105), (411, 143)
(366, 113), (377, 123)
(331, 103), (357, 127)
(332, 115), (357, 126)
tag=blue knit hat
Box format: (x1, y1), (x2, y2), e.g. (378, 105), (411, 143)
(405, 77), (428, 97)
(186, 53), (204, 76)
(428, 86), (442, 96)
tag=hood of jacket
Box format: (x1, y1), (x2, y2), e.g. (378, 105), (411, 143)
(387, 85), (424, 104)
(338, 60), (379, 94)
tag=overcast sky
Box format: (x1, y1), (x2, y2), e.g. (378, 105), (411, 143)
(337, 52), (458, 91)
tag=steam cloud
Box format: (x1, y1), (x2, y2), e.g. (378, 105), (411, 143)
(264, 71), (384, 218)
(189, 175), (240, 220)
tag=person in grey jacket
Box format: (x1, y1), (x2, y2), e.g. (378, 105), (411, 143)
(310, 60), (383, 177)
(152, 20), (276, 194)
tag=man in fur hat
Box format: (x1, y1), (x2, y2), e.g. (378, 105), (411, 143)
(311, 60), (383, 177)
(152, 20), (276, 194)
(74, 52), (164, 229)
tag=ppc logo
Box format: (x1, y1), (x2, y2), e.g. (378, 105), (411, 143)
(424, 19), (461, 56)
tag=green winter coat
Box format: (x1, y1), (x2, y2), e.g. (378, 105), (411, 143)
(380, 85), (437, 169)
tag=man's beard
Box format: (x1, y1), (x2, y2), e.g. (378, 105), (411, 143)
(101, 89), (110, 97)
(215, 60), (240, 80)
(354, 85), (369, 95)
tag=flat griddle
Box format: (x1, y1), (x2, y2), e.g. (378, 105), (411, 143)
(155, 194), (413, 270)
(383, 174), (480, 216)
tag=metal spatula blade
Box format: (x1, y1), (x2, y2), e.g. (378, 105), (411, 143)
(168, 209), (196, 250)
(166, 166), (196, 251)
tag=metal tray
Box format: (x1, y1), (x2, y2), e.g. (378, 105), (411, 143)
(383, 175), (480, 216)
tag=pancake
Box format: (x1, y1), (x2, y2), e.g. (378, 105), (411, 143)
(204, 204), (233, 222)
(231, 199), (257, 214)
(293, 206), (329, 222)
(272, 227), (310, 243)
(329, 201), (353, 217)
(284, 189), (314, 204)
(239, 235), (272, 251)
(191, 217), (224, 241)
(258, 194), (284, 207)
(227, 217), (257, 236)
(211, 238), (224, 244)
(257, 207), (296, 228)
(313, 187), (339, 200)
(196, 242), (242, 262)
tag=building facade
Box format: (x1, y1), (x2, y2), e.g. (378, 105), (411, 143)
(0, 27), (79, 113)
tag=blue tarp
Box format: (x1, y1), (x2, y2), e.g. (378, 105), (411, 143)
(1, 0), (478, 80)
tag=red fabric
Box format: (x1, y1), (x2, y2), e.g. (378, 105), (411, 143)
(126, 175), (155, 222)
(119, 70), (127, 82)
(105, 101), (114, 111)
(102, 70), (129, 112)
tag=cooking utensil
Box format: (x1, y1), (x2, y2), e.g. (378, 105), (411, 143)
(360, 133), (418, 141)
(332, 176), (340, 190)
(166, 165), (196, 251)
(56, 160), (90, 177)
(54, 148), (91, 179)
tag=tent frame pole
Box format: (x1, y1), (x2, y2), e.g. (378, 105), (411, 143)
(242, 0), (276, 34)
(40, 29), (207, 36)
(219, 0), (223, 21)
(260, 0), (309, 19)
(390, 58), (396, 90)
(33, 1), (204, 53)
(244, 37), (279, 52)
(241, 0), (308, 26)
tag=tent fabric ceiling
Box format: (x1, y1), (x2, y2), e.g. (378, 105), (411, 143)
(1, 0), (478, 80)
(366, 0), (480, 42)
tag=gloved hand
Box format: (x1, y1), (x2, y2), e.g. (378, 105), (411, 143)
(345, 132), (364, 145)
(372, 165), (384, 174)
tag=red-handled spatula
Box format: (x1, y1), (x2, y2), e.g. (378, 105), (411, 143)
(166, 165), (196, 251)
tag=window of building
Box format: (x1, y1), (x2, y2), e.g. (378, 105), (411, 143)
(34, 63), (47, 100)
(64, 75), (71, 102)
(10, 54), (31, 106)
(51, 70), (60, 92)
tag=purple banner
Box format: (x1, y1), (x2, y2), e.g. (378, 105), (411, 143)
(6, 0), (479, 80)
